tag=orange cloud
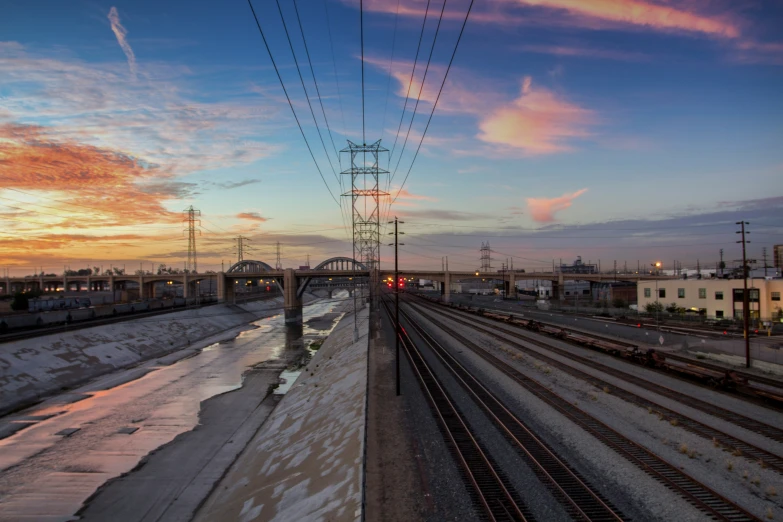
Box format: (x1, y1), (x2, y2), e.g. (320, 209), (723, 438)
(516, 0), (739, 38)
(478, 77), (594, 154)
(527, 188), (588, 222)
(0, 123), (181, 227)
(237, 212), (268, 222)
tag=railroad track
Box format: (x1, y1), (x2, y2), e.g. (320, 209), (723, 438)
(389, 299), (626, 522)
(446, 298), (783, 404)
(410, 298), (783, 472)
(380, 299), (532, 521)
(400, 298), (762, 522)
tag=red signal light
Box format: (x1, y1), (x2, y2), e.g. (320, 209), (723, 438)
(399, 283), (404, 287)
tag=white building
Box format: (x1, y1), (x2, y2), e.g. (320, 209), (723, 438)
(637, 278), (783, 322)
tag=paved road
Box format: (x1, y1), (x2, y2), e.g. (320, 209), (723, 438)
(0, 298), (346, 522)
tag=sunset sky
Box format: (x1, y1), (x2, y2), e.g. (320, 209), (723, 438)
(1, 0), (781, 275)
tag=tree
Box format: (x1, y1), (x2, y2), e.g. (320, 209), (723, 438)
(665, 302), (684, 314)
(612, 297), (627, 309)
(10, 291), (38, 311)
(645, 301), (664, 314)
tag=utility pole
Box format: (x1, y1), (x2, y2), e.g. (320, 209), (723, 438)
(719, 249), (725, 277)
(736, 221), (751, 368)
(762, 247), (768, 277)
(388, 218), (404, 396)
(184, 206), (201, 273)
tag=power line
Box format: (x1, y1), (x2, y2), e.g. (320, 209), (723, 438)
(388, 0), (433, 162)
(246, 0), (339, 206)
(393, 0), (475, 204)
(380, 0), (402, 144)
(323, 0), (348, 145)
(360, 0), (365, 144)
(391, 0), (448, 182)
(292, 0), (341, 169)
(274, 0), (339, 184)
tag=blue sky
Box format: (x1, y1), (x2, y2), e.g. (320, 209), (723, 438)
(0, 0), (781, 274)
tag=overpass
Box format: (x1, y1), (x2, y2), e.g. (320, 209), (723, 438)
(375, 270), (677, 302)
(2, 262), (675, 323)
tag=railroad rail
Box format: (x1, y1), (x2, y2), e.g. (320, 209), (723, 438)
(390, 299), (626, 522)
(400, 297), (762, 522)
(380, 299), (532, 521)
(411, 298), (783, 470)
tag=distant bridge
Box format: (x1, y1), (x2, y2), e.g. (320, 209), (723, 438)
(1, 261), (674, 323)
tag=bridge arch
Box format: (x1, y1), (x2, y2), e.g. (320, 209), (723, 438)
(313, 257), (367, 271)
(226, 260), (275, 273)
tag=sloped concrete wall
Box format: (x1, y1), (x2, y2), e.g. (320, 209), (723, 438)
(194, 307), (369, 522)
(0, 297), (310, 416)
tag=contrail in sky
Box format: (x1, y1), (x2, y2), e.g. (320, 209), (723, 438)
(108, 7), (137, 79)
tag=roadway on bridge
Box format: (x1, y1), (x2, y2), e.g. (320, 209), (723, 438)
(0, 298), (347, 522)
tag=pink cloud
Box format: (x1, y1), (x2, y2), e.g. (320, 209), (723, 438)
(517, 44), (650, 61)
(516, 0), (739, 38)
(237, 212), (268, 222)
(527, 188), (588, 222)
(477, 77), (594, 154)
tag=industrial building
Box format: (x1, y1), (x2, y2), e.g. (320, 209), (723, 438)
(637, 278), (783, 322)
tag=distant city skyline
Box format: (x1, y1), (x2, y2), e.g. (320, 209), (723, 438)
(1, 0), (781, 273)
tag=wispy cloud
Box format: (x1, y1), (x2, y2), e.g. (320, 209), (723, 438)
(478, 77), (594, 154)
(216, 179), (262, 190)
(515, 0), (739, 38)
(517, 43), (650, 61)
(237, 212), (269, 222)
(526, 188), (588, 222)
(108, 7), (137, 79)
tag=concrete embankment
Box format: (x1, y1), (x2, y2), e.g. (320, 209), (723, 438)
(195, 306), (369, 522)
(0, 296), (314, 416)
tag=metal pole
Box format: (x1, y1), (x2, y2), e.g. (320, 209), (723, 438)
(738, 221), (750, 368)
(394, 217), (400, 396)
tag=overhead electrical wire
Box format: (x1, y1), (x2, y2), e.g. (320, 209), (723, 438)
(392, 0), (476, 204)
(274, 0), (339, 184)
(360, 0), (365, 144)
(323, 0), (348, 149)
(391, 0), (448, 181)
(388, 0), (433, 162)
(246, 0), (340, 207)
(380, 0), (402, 145)
(292, 0), (341, 175)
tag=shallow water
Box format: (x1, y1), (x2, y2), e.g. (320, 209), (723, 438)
(0, 297), (347, 521)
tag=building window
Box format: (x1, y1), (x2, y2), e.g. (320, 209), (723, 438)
(715, 310), (724, 318)
(773, 292), (781, 302)
(659, 288), (666, 298)
(715, 291), (723, 300)
(644, 288), (651, 298)
(699, 288), (706, 299)
(678, 288), (685, 298)
(583, 289), (590, 295)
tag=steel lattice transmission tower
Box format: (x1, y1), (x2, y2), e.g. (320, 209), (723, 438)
(184, 205), (201, 273)
(480, 241), (492, 272)
(234, 236), (250, 263)
(341, 140), (389, 271)
(275, 241), (282, 270)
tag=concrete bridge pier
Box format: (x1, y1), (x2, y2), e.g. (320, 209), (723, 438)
(441, 272), (451, 303)
(283, 268), (302, 324)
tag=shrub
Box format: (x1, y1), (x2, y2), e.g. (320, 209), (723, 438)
(645, 302), (664, 314)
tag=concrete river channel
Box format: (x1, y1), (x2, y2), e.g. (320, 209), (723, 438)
(0, 296), (347, 521)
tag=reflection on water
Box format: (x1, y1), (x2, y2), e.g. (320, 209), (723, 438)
(0, 296), (348, 522)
